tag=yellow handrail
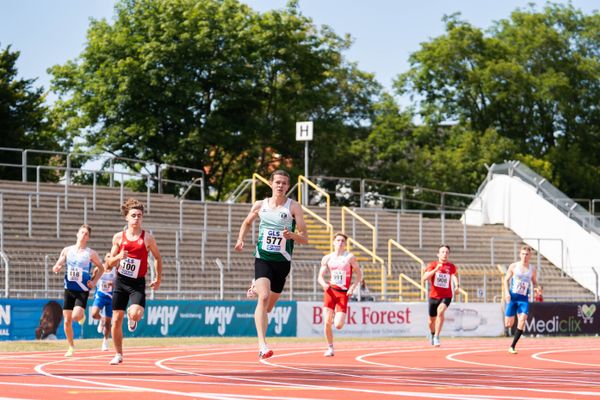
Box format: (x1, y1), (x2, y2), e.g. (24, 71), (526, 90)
(388, 239), (425, 280)
(398, 273), (427, 301)
(456, 287), (469, 303)
(348, 237), (386, 298)
(342, 206), (377, 262)
(298, 175), (330, 226)
(251, 173), (271, 203)
(302, 205), (334, 252)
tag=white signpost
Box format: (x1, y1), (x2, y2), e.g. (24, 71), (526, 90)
(296, 121), (313, 205)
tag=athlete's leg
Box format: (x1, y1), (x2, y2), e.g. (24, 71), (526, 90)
(428, 316), (436, 335)
(435, 303), (448, 336)
(254, 277), (272, 348)
(63, 309), (74, 348)
(111, 310), (124, 354)
(266, 291), (281, 313)
(323, 307), (334, 345)
(127, 304), (144, 322)
(90, 305), (102, 320)
(71, 305), (85, 323)
(510, 312), (528, 350)
(333, 311), (346, 330)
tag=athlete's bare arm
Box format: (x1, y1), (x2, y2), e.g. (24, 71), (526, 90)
(317, 255), (330, 291)
(51, 247), (68, 274)
(422, 263), (441, 282)
(105, 231), (126, 267)
(146, 232), (162, 290)
(234, 201), (261, 252)
(284, 200), (308, 245)
(503, 263), (516, 301)
(87, 250), (105, 288)
(348, 256), (362, 296)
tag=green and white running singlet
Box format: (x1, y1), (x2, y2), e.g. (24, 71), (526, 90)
(255, 198), (296, 262)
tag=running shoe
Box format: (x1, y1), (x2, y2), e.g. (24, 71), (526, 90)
(109, 353), (123, 365)
(246, 279), (257, 299)
(101, 339), (109, 351)
(128, 319), (137, 332)
(97, 318), (105, 334)
(64, 347), (75, 357)
(427, 332), (434, 345)
(508, 347), (518, 354)
(78, 315), (86, 326)
(432, 336), (441, 347)
(324, 348), (335, 357)
(258, 348), (273, 360)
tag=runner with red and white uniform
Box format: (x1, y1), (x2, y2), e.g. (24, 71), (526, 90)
(106, 198), (162, 365)
(318, 232), (362, 357)
(422, 244), (458, 347)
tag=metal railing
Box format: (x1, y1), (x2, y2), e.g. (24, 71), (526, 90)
(0, 251), (8, 297)
(310, 175), (476, 211)
(483, 161), (600, 234)
(0, 147), (205, 201)
(490, 236), (564, 280)
(0, 189), (89, 240)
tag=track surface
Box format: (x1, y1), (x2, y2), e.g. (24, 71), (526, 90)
(1, 337), (599, 399)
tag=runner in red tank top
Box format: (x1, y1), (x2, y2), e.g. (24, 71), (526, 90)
(118, 229), (149, 278)
(105, 198), (162, 365)
(422, 244), (458, 347)
(317, 232), (362, 357)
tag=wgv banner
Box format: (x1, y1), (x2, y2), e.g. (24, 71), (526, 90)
(0, 299), (296, 340)
(297, 302), (504, 337)
(524, 302), (599, 335)
(81, 300), (296, 338)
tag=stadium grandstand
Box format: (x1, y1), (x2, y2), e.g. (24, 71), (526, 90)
(0, 147), (597, 303)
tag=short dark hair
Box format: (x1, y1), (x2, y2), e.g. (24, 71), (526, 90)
(269, 170), (290, 182)
(439, 244), (450, 252)
(80, 224), (92, 236)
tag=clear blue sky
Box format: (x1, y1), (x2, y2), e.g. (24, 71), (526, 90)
(1, 0), (597, 101)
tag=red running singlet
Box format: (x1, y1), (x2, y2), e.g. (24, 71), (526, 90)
(117, 230), (149, 279)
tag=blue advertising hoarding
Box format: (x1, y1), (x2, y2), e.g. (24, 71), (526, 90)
(0, 299), (296, 340)
(0, 299), (84, 341)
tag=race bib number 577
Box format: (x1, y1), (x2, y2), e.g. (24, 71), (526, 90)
(261, 229), (287, 253)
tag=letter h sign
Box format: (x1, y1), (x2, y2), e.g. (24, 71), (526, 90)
(296, 121), (313, 141)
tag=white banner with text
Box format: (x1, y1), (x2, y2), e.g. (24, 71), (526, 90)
(296, 302), (504, 337)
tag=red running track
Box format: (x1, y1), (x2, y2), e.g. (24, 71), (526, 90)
(1, 337), (599, 400)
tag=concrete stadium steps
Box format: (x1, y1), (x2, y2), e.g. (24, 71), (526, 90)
(1, 179), (595, 301)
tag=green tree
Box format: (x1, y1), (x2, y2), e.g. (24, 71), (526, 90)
(396, 3), (600, 197)
(0, 44), (63, 180)
(50, 0), (380, 199)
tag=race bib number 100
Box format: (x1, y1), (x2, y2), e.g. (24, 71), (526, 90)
(118, 257), (141, 279)
(261, 229), (286, 253)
